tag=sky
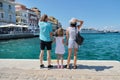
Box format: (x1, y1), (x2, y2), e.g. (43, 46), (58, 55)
(16, 0), (120, 30)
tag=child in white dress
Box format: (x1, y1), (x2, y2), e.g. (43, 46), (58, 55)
(55, 28), (65, 69)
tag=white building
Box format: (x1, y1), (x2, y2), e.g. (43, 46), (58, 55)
(15, 3), (28, 26)
(0, 0), (16, 25)
(15, 3), (40, 32)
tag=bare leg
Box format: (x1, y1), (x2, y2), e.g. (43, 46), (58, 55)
(39, 50), (44, 65)
(47, 50), (51, 65)
(67, 48), (72, 68)
(57, 54), (60, 65)
(74, 48), (78, 67)
(60, 54), (63, 68)
(61, 55), (63, 66)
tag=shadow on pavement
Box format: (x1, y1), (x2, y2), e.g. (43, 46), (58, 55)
(77, 64), (113, 71)
(45, 64), (113, 71)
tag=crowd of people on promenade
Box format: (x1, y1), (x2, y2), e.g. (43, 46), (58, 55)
(39, 14), (84, 69)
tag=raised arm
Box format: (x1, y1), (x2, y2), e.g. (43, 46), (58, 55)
(77, 20), (84, 30)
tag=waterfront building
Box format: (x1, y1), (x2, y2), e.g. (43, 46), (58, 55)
(30, 7), (41, 32)
(15, 3), (29, 33)
(27, 8), (39, 31)
(31, 7), (41, 19)
(15, 3), (40, 32)
(0, 0), (16, 34)
(0, 0), (16, 25)
(48, 16), (59, 31)
(15, 3), (28, 26)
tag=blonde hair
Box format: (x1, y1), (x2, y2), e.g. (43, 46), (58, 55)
(57, 28), (64, 37)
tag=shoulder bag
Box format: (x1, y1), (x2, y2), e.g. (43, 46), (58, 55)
(75, 28), (84, 45)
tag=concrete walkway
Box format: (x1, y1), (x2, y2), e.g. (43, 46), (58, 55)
(0, 59), (120, 80)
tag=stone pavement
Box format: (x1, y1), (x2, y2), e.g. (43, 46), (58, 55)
(0, 59), (120, 80)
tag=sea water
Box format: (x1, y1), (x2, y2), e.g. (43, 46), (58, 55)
(0, 33), (120, 61)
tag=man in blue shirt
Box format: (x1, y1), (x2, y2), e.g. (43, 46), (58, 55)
(38, 14), (53, 68)
(39, 22), (52, 41)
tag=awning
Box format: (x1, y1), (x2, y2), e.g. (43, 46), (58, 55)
(0, 24), (16, 28)
(0, 24), (28, 28)
(16, 25), (28, 28)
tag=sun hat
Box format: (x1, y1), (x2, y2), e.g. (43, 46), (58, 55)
(69, 18), (77, 23)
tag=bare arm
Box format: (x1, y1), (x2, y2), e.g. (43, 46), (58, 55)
(50, 32), (53, 42)
(62, 39), (64, 44)
(77, 20), (84, 30)
(50, 32), (53, 37)
(66, 29), (69, 45)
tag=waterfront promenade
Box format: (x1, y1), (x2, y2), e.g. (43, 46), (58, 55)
(0, 59), (120, 80)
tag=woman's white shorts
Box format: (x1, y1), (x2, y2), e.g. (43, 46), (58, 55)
(68, 40), (78, 49)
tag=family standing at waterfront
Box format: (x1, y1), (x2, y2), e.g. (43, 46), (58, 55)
(39, 14), (84, 69)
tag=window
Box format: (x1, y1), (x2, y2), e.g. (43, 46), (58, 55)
(0, 13), (4, 18)
(0, 2), (3, 7)
(9, 15), (12, 20)
(24, 14), (26, 17)
(1, 13), (3, 18)
(9, 5), (11, 9)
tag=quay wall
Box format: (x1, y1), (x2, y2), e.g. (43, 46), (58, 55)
(0, 33), (39, 40)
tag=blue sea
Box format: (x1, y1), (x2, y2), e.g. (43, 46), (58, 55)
(0, 33), (120, 61)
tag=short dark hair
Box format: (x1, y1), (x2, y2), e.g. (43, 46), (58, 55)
(40, 14), (48, 22)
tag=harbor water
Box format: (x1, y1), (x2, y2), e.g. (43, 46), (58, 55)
(0, 33), (120, 61)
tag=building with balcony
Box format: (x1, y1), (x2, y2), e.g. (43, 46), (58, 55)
(15, 3), (28, 26)
(27, 8), (39, 30)
(48, 16), (59, 31)
(0, 1), (40, 34)
(15, 3), (40, 32)
(0, 0), (16, 25)
(31, 7), (41, 19)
